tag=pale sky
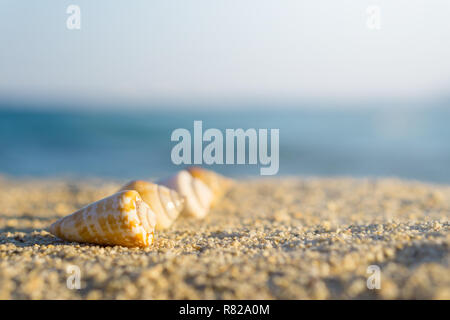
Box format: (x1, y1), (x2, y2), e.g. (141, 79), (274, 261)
(0, 0), (449, 107)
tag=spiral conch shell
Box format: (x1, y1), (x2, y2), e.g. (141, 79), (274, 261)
(119, 180), (184, 230)
(186, 167), (233, 204)
(160, 170), (214, 219)
(49, 190), (156, 247)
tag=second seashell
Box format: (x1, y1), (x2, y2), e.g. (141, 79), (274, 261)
(119, 180), (184, 230)
(186, 166), (233, 205)
(160, 170), (213, 219)
(49, 190), (156, 247)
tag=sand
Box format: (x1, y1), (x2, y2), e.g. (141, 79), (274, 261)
(0, 176), (449, 299)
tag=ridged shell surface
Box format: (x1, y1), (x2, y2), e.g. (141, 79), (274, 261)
(120, 180), (184, 230)
(160, 170), (213, 219)
(187, 166), (233, 204)
(49, 190), (156, 247)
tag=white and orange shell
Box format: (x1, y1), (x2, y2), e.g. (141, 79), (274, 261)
(119, 180), (184, 230)
(160, 170), (213, 219)
(49, 190), (156, 247)
(186, 167), (233, 205)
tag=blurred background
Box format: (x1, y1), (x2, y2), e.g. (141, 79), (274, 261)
(0, 1), (449, 182)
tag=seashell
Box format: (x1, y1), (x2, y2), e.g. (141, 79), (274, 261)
(49, 190), (156, 247)
(186, 166), (233, 204)
(160, 170), (213, 219)
(119, 180), (184, 230)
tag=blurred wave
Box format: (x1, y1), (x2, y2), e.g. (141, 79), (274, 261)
(0, 104), (450, 182)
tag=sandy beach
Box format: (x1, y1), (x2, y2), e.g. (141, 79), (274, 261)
(0, 176), (448, 299)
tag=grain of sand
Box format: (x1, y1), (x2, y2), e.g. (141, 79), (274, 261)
(0, 176), (449, 299)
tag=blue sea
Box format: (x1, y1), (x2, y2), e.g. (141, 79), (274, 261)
(1, 104), (450, 183)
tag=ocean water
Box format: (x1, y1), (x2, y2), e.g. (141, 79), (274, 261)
(1, 106), (450, 183)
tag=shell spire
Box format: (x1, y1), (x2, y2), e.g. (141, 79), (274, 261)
(119, 180), (184, 230)
(186, 166), (233, 204)
(49, 190), (156, 247)
(160, 170), (213, 219)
